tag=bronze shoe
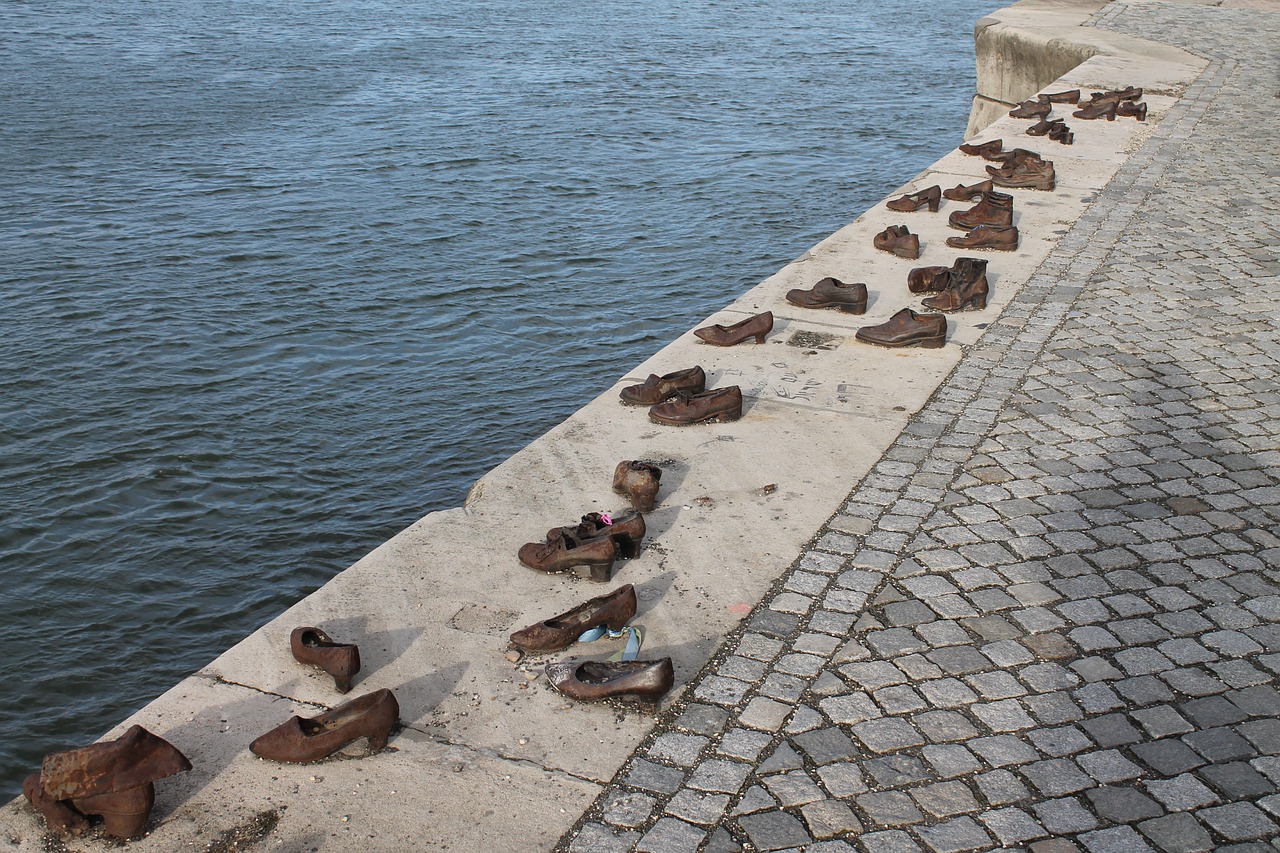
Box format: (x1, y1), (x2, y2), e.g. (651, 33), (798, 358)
(619, 365), (706, 406)
(291, 627), (361, 694)
(872, 226), (920, 260)
(648, 386), (743, 426)
(1009, 100), (1051, 119)
(545, 657), (674, 702)
(1048, 123), (1074, 145)
(1073, 100), (1117, 121)
(907, 265), (951, 294)
(1089, 86), (1142, 103)
(22, 773), (89, 836)
(946, 224), (1019, 251)
(613, 460), (661, 512)
(988, 158), (1056, 191)
(786, 277), (869, 311)
(958, 138), (1002, 157)
(983, 147), (1042, 166)
(694, 311), (772, 346)
(948, 190), (1013, 231)
(70, 784), (155, 839)
(519, 529), (618, 581)
(1116, 100), (1147, 121)
(509, 584), (638, 653)
(943, 179), (993, 202)
(922, 257), (990, 312)
(886, 185), (941, 213)
(547, 511), (646, 559)
(1037, 89), (1081, 104)
(1026, 117), (1066, 137)
(250, 688), (399, 763)
(856, 308), (947, 349)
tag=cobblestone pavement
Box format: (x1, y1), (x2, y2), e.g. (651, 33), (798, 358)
(556, 4), (1280, 852)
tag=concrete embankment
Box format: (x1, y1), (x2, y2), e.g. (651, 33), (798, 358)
(0, 2), (1207, 850)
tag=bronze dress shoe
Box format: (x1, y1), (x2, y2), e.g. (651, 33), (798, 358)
(958, 138), (1002, 157)
(250, 688), (399, 763)
(946, 224), (1019, 251)
(648, 386), (743, 426)
(1037, 88), (1081, 104)
(922, 257), (990, 312)
(872, 226), (920, 260)
(943, 179), (993, 202)
(509, 584), (638, 653)
(1089, 86), (1142, 103)
(1009, 99), (1051, 119)
(1073, 100), (1117, 121)
(907, 265), (951, 294)
(545, 657), (674, 702)
(291, 627), (361, 694)
(886, 185), (941, 213)
(983, 147), (1041, 166)
(948, 190), (1013, 230)
(988, 158), (1056, 191)
(519, 529), (618, 582)
(786, 277), (869, 311)
(856, 308), (947, 349)
(25, 725), (192, 839)
(619, 366), (705, 406)
(613, 460), (661, 512)
(694, 311), (772, 346)
(547, 511), (646, 559)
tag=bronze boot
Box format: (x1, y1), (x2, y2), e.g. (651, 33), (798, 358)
(855, 308), (947, 348)
(1049, 123), (1074, 145)
(693, 311), (772, 346)
(946, 224), (1019, 251)
(923, 257), (990, 312)
(71, 784), (155, 839)
(907, 265), (951, 294)
(519, 530), (618, 581)
(612, 460), (661, 512)
(786, 277), (869, 312)
(545, 658), (675, 703)
(948, 190), (1014, 231)
(648, 386), (743, 426)
(509, 584), (638, 653)
(871, 226), (920, 260)
(943, 179), (993, 202)
(250, 688), (400, 763)
(886, 185), (941, 212)
(291, 627), (361, 694)
(619, 365), (705, 405)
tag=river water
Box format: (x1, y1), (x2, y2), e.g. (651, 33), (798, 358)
(0, 0), (995, 798)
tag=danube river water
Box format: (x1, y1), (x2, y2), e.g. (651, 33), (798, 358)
(0, 0), (996, 798)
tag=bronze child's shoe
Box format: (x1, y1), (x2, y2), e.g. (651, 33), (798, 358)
(250, 688), (399, 763)
(856, 308), (947, 349)
(871, 226), (920, 260)
(693, 311), (772, 346)
(948, 190), (1014, 231)
(958, 138), (1002, 157)
(886, 185), (941, 213)
(545, 657), (675, 702)
(619, 365), (706, 406)
(613, 460), (661, 512)
(509, 584), (638, 653)
(291, 627), (361, 694)
(907, 265), (951, 294)
(786, 277), (869, 311)
(943, 179), (993, 202)
(1037, 89), (1081, 104)
(520, 529), (619, 581)
(548, 511), (647, 559)
(648, 386), (743, 426)
(923, 257), (990, 312)
(1009, 99), (1051, 119)
(946, 224), (1019, 251)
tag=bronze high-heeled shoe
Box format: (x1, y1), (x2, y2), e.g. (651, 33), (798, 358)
(547, 511), (646, 559)
(250, 689), (400, 763)
(613, 460), (661, 512)
(871, 226), (920, 260)
(943, 179), (993, 202)
(291, 627), (361, 694)
(693, 311), (773, 346)
(1009, 99), (1051, 119)
(509, 584), (638, 653)
(1116, 100), (1147, 121)
(886, 185), (941, 213)
(519, 530), (618, 582)
(1037, 89), (1081, 104)
(619, 365), (706, 406)
(1073, 101), (1117, 121)
(545, 657), (674, 702)
(1026, 117), (1066, 137)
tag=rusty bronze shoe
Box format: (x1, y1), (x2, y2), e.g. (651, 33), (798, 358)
(291, 627), (361, 694)
(948, 190), (1013, 231)
(1073, 100), (1117, 121)
(943, 179), (993, 202)
(613, 460), (661, 512)
(1048, 123), (1074, 145)
(1116, 100), (1147, 121)
(988, 157), (1056, 191)
(694, 311), (772, 346)
(1026, 117), (1066, 137)
(620, 366), (705, 406)
(26, 725), (192, 839)
(958, 138), (1002, 157)
(886, 185), (941, 213)
(983, 147), (1042, 166)
(1089, 86), (1142, 103)
(786, 277), (869, 312)
(872, 226), (920, 260)
(946, 224), (1019, 251)
(648, 386), (743, 426)
(519, 530), (618, 581)
(907, 265), (951, 294)
(548, 511), (646, 559)
(1009, 99), (1051, 119)
(1037, 88), (1081, 104)
(856, 308), (947, 349)
(250, 689), (399, 763)
(510, 584), (638, 653)
(923, 257), (990, 312)
(545, 657), (674, 703)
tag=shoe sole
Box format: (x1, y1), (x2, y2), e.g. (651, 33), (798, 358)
(855, 334), (946, 349)
(648, 411), (742, 426)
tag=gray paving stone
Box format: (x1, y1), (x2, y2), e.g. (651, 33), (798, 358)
(1196, 802), (1279, 842)
(852, 717), (924, 753)
(1077, 825), (1155, 853)
(970, 734), (1039, 767)
(1137, 812), (1215, 853)
(650, 733), (710, 767)
(761, 770), (826, 808)
(719, 727), (773, 761)
(736, 811), (813, 852)
(1033, 797), (1100, 835)
(858, 830), (924, 853)
(801, 800), (863, 839)
(820, 692), (881, 725)
(1199, 761), (1275, 799)
(665, 789), (730, 826)
(915, 816), (994, 853)
(1183, 727), (1257, 762)
(981, 806), (1049, 845)
(815, 762), (868, 798)
(1086, 786), (1165, 822)
(975, 769), (1031, 806)
(603, 790), (658, 827)
(570, 823), (641, 853)
(1131, 739), (1206, 776)
(636, 817), (707, 853)
(626, 759), (687, 794)
(1077, 748), (1144, 783)
(863, 755), (929, 787)
(911, 780), (981, 818)
(686, 759), (751, 794)
(740, 696), (793, 732)
(914, 709), (980, 742)
(857, 790), (924, 827)
(1022, 758), (1094, 796)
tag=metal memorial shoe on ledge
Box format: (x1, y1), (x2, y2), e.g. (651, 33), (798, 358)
(786, 276), (869, 311)
(546, 510), (646, 560)
(291, 626), (361, 694)
(545, 657), (674, 703)
(855, 307), (947, 349)
(943, 178), (993, 202)
(509, 584), (638, 654)
(886, 185), (941, 213)
(946, 224), (1020, 252)
(948, 190), (1013, 231)
(619, 365), (705, 406)
(958, 138), (1002, 157)
(922, 257), (990, 312)
(1037, 88), (1081, 104)
(648, 386), (743, 426)
(693, 311), (773, 346)
(872, 225), (920, 260)
(519, 529), (618, 582)
(613, 459), (661, 512)
(987, 156), (1056, 192)
(250, 688), (399, 764)
(1009, 99), (1051, 119)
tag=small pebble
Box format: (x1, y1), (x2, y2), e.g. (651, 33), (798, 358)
(504, 650), (522, 663)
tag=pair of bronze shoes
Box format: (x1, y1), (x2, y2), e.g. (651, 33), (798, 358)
(694, 310), (772, 346)
(619, 368), (742, 425)
(519, 510), (647, 582)
(872, 226), (920, 260)
(787, 277), (869, 311)
(986, 151), (1056, 192)
(946, 191), (1017, 251)
(907, 257), (990, 312)
(23, 725), (192, 839)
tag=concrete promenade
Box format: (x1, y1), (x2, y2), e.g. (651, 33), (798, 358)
(4, 1), (1278, 851)
(560, 2), (1280, 851)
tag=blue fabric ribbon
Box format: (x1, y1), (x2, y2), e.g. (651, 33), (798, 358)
(577, 625), (642, 661)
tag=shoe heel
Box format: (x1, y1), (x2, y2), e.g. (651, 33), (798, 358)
(753, 333), (767, 344)
(969, 295), (987, 310)
(578, 559), (613, 582)
(839, 304), (867, 315)
(614, 536), (640, 559)
(927, 199), (940, 213)
(367, 728), (390, 753)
